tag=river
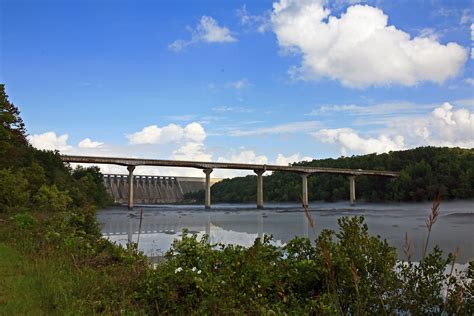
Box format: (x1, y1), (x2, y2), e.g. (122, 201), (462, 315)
(97, 200), (474, 263)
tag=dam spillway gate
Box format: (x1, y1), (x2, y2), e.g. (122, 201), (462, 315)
(103, 174), (215, 204)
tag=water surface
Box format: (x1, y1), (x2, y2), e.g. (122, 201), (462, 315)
(97, 200), (474, 263)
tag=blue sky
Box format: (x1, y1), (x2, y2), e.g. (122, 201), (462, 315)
(1, 0), (473, 177)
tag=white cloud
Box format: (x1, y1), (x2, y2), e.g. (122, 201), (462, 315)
(307, 104), (363, 115)
(217, 150), (268, 165)
(171, 142), (212, 162)
(275, 153), (313, 166)
(169, 16), (236, 51)
(213, 106), (253, 113)
(184, 122), (207, 143)
(461, 9), (474, 25)
(126, 122), (206, 145)
(78, 138), (104, 148)
(230, 121), (320, 136)
(271, 0), (467, 88)
(28, 131), (72, 151)
(312, 102), (474, 155)
(27, 128), (320, 179)
(237, 5), (271, 33)
(226, 78), (250, 89)
(471, 23), (474, 59)
(465, 78), (474, 86)
(215, 149), (269, 178)
(428, 102), (474, 147)
(312, 128), (405, 155)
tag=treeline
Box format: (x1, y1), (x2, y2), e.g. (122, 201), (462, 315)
(186, 147), (474, 203)
(0, 84), (112, 213)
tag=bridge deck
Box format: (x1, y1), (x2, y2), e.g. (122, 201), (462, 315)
(61, 155), (400, 177)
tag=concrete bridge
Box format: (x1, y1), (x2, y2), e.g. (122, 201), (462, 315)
(61, 155), (400, 209)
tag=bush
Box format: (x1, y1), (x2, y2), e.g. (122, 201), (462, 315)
(137, 217), (473, 314)
(33, 184), (72, 212)
(12, 212), (36, 228)
(0, 168), (29, 212)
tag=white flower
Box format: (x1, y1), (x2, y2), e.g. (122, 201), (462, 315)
(191, 267), (197, 272)
(174, 267), (183, 273)
(197, 270), (202, 274)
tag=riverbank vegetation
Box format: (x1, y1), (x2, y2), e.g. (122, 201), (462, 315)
(185, 147), (474, 203)
(1, 84), (473, 314)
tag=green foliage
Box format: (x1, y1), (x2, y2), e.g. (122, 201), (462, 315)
(0, 168), (30, 212)
(137, 217), (473, 314)
(0, 209), (148, 315)
(206, 147), (474, 203)
(33, 184), (72, 212)
(69, 166), (113, 208)
(11, 212), (36, 228)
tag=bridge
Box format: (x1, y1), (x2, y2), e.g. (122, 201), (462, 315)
(61, 155), (400, 209)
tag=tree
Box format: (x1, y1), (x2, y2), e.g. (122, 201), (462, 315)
(0, 84), (27, 144)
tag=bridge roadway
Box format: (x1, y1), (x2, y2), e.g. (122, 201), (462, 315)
(61, 155), (400, 209)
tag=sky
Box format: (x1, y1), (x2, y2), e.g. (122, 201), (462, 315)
(1, 0), (473, 177)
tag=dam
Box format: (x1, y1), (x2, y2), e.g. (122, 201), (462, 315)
(103, 174), (221, 204)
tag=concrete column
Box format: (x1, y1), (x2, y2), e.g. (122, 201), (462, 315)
(203, 169), (213, 209)
(254, 169), (265, 209)
(127, 165), (136, 210)
(301, 173), (309, 208)
(349, 176), (356, 206)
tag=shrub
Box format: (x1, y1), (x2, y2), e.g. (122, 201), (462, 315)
(0, 168), (29, 212)
(12, 212), (36, 228)
(137, 217), (473, 314)
(33, 184), (72, 212)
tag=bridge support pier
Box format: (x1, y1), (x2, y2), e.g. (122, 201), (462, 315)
(349, 176), (356, 206)
(127, 166), (136, 210)
(203, 169), (213, 209)
(301, 173), (309, 208)
(254, 169), (265, 209)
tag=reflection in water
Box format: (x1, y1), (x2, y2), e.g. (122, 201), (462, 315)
(97, 201), (474, 262)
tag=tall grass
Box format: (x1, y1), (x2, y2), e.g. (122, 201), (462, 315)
(422, 192), (440, 260)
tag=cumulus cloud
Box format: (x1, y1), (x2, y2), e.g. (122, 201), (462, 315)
(171, 142), (212, 162)
(217, 150), (268, 165)
(214, 150), (269, 178)
(275, 153), (313, 166)
(126, 122), (206, 145)
(28, 131), (72, 151)
(427, 102), (474, 147)
(271, 0), (467, 88)
(169, 16), (236, 51)
(78, 138), (104, 148)
(312, 102), (474, 155)
(312, 128), (405, 155)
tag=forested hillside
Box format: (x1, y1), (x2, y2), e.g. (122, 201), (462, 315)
(187, 147), (474, 203)
(0, 84), (111, 213)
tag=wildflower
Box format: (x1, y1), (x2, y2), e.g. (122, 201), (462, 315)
(175, 267), (183, 273)
(197, 270), (202, 274)
(191, 267), (197, 272)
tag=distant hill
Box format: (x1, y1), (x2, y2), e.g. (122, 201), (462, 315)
(186, 147), (474, 203)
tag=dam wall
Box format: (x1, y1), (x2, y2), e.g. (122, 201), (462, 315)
(103, 174), (219, 204)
